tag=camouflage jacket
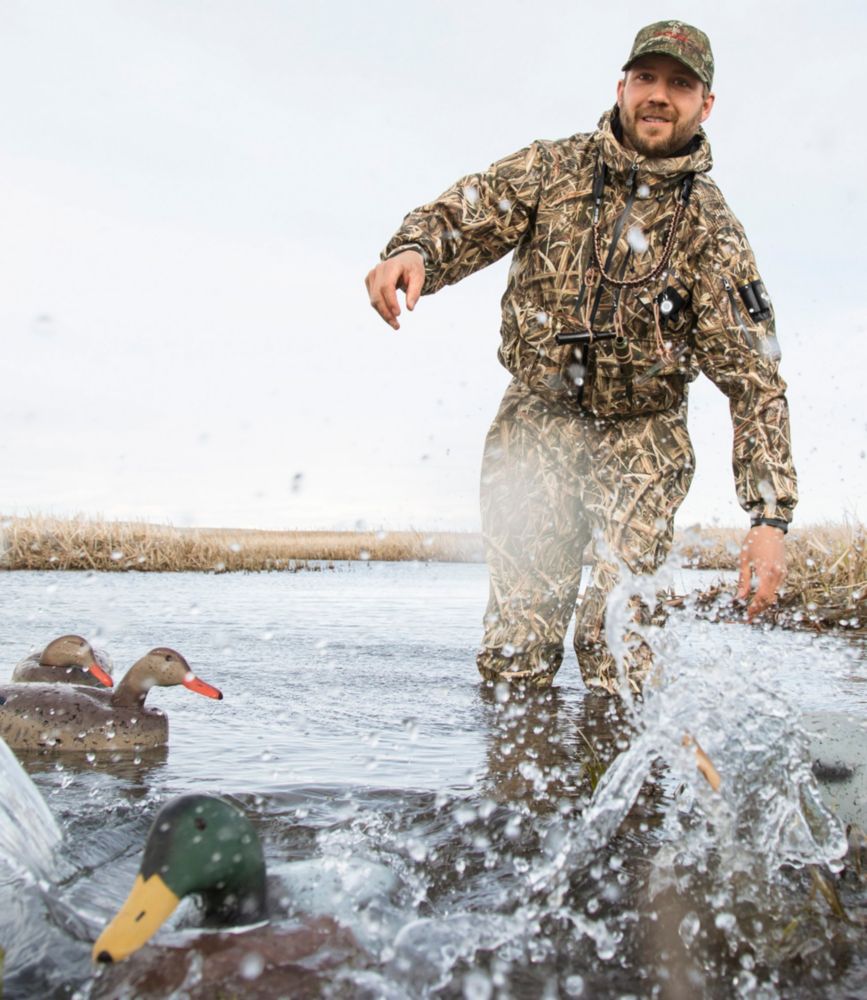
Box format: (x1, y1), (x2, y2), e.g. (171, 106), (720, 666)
(382, 109), (797, 525)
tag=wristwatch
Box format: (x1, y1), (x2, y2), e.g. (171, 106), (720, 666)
(751, 517), (788, 534)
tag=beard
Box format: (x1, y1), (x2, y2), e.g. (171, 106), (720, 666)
(618, 103), (703, 158)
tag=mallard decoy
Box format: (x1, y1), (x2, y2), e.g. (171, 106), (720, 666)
(0, 648), (221, 751)
(11, 635), (114, 688)
(94, 794), (267, 962)
(90, 795), (359, 998)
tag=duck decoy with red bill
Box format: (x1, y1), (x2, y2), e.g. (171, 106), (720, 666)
(0, 648), (221, 751)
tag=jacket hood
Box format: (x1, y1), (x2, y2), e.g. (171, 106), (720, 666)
(594, 107), (713, 181)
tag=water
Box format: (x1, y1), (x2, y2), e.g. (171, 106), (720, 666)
(0, 564), (865, 998)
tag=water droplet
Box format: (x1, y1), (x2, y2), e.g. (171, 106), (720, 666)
(463, 969), (493, 999)
(239, 951), (265, 980)
(626, 225), (648, 254)
(406, 838), (427, 862)
(455, 805), (476, 826)
(564, 974), (585, 996)
(679, 911), (700, 946)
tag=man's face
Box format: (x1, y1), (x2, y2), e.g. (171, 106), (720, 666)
(616, 54), (714, 157)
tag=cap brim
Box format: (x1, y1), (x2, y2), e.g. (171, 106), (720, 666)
(621, 51), (708, 88)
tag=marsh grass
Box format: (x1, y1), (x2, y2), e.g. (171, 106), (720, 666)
(771, 521), (865, 631)
(674, 525), (742, 570)
(675, 520), (867, 632)
(2, 515), (864, 632)
(0, 515), (484, 572)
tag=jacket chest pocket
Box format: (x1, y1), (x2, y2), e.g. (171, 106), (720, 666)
(579, 277), (694, 418)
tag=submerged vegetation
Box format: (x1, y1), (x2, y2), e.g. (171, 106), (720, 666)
(1, 515), (864, 632)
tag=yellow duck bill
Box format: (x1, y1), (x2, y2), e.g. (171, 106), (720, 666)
(92, 873), (181, 963)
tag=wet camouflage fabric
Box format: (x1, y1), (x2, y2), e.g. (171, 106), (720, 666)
(383, 108), (797, 526)
(623, 20), (714, 89)
(480, 684), (636, 806)
(382, 108), (797, 691)
(476, 379), (693, 692)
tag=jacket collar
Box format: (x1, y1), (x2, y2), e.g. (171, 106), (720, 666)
(594, 106), (713, 183)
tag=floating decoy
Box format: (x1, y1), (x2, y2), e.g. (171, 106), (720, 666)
(94, 794), (267, 962)
(11, 634), (113, 688)
(90, 794), (358, 997)
(0, 648), (221, 751)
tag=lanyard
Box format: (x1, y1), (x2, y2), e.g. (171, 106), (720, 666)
(591, 158), (695, 290)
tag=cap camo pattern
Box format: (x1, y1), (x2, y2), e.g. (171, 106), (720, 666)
(622, 20), (714, 89)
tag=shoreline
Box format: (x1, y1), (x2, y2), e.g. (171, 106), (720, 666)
(1, 515), (863, 634)
(0, 516), (485, 572)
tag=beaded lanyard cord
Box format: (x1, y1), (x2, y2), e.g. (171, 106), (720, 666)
(592, 162), (694, 361)
(590, 163), (694, 291)
(553, 161), (696, 349)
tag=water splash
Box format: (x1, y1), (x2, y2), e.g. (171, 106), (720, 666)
(0, 739), (61, 881)
(314, 580), (852, 996)
(520, 559), (850, 984)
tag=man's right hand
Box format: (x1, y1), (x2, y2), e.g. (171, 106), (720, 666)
(365, 250), (425, 330)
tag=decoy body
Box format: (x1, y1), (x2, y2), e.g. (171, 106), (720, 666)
(0, 648), (221, 751)
(11, 635), (114, 688)
(91, 794), (358, 998)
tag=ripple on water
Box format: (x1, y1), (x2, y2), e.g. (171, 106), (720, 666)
(0, 565), (864, 997)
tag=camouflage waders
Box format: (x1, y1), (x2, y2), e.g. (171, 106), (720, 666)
(476, 379), (694, 693)
(383, 106), (797, 694)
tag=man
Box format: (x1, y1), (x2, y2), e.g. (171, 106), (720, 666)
(365, 21), (795, 694)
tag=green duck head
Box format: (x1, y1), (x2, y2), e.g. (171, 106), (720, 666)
(92, 794), (267, 963)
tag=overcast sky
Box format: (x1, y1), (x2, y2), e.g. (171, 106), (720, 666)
(0, 0), (864, 531)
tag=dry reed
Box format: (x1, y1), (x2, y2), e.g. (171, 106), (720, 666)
(3, 515), (864, 633)
(771, 520), (866, 631)
(673, 524), (742, 570)
(673, 520), (867, 632)
(0, 515), (483, 572)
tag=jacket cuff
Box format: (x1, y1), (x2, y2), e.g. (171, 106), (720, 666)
(380, 242), (427, 263)
(750, 516), (789, 534)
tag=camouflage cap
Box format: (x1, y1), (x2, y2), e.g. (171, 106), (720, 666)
(622, 20), (714, 90)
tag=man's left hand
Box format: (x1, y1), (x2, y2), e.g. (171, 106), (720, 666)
(736, 524), (787, 621)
